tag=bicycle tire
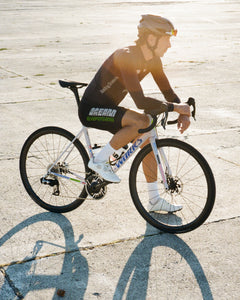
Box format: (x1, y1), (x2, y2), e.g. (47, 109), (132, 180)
(129, 138), (215, 233)
(20, 126), (89, 213)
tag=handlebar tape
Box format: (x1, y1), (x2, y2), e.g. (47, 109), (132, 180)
(138, 115), (157, 133)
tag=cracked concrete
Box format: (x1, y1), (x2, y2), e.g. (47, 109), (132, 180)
(1, 218), (240, 299)
(0, 0), (240, 299)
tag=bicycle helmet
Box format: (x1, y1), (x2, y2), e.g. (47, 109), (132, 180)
(138, 14), (177, 38)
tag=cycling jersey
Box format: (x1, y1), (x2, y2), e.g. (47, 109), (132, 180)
(79, 44), (180, 133)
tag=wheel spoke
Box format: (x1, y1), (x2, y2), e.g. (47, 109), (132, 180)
(20, 127), (88, 212)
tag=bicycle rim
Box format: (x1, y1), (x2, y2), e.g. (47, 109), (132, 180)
(20, 127), (89, 213)
(129, 139), (215, 233)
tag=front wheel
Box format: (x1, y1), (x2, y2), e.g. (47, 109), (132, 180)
(20, 127), (89, 213)
(129, 138), (215, 233)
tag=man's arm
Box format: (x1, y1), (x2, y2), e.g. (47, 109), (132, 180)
(150, 57), (191, 133)
(150, 57), (181, 103)
(114, 48), (191, 133)
(115, 49), (173, 113)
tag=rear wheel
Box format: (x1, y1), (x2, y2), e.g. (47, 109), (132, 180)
(20, 127), (89, 212)
(129, 138), (215, 233)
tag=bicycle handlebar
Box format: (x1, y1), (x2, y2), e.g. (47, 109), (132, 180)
(138, 115), (158, 134)
(138, 97), (196, 133)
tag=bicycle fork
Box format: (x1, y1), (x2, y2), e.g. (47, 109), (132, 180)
(150, 136), (171, 191)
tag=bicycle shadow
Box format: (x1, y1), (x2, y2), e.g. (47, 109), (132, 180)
(0, 214), (213, 299)
(113, 224), (213, 300)
(0, 212), (88, 299)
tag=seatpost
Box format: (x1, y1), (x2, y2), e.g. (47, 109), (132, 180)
(70, 87), (81, 108)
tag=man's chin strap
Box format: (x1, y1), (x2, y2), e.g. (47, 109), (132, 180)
(146, 35), (161, 57)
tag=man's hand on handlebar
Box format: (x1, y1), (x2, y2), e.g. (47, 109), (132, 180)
(141, 98), (195, 134)
(174, 103), (191, 134)
(173, 103), (191, 116)
(177, 114), (190, 134)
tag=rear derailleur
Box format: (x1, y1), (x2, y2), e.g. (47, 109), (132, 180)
(40, 177), (60, 196)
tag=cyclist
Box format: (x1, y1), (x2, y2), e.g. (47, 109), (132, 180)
(79, 14), (191, 212)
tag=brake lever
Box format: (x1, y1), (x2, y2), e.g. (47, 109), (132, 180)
(167, 97), (196, 125)
(161, 111), (168, 130)
(186, 97), (196, 120)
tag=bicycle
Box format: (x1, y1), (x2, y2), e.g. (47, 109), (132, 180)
(19, 80), (216, 234)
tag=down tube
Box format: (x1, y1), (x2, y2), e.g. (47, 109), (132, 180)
(111, 134), (150, 173)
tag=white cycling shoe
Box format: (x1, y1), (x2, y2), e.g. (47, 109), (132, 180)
(88, 158), (121, 183)
(148, 197), (183, 213)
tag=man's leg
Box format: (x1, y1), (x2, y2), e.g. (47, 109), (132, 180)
(141, 144), (182, 212)
(109, 110), (150, 150)
(89, 109), (182, 212)
(114, 120), (182, 212)
(89, 110), (150, 183)
(142, 150), (157, 182)
(110, 110), (159, 183)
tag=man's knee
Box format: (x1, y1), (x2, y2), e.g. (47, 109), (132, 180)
(131, 112), (149, 127)
(122, 110), (150, 129)
(141, 114), (150, 127)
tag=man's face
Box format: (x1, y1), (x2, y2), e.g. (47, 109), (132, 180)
(154, 35), (171, 57)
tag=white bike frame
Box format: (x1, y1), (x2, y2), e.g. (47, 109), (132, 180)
(46, 125), (171, 190)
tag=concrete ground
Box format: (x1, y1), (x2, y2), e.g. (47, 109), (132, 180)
(0, 0), (239, 299)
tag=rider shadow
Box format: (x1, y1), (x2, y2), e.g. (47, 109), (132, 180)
(0, 212), (88, 299)
(113, 224), (213, 300)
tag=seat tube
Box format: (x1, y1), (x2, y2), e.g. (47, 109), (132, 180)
(83, 127), (94, 159)
(150, 137), (168, 190)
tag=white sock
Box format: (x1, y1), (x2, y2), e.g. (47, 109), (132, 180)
(147, 181), (160, 205)
(95, 142), (116, 163)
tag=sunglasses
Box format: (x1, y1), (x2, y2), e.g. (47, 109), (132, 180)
(166, 29), (178, 37)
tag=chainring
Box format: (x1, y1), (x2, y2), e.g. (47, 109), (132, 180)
(85, 174), (108, 199)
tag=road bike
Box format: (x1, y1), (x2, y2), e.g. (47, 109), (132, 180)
(19, 80), (216, 234)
